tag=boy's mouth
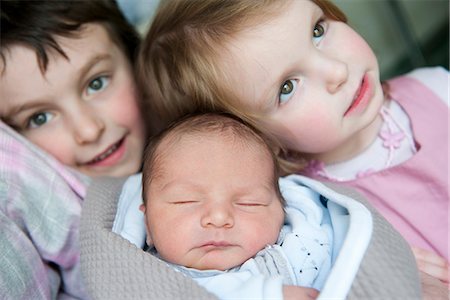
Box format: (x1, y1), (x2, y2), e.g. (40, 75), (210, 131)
(86, 137), (125, 165)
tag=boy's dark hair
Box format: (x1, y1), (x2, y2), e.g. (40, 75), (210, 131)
(1, 0), (140, 72)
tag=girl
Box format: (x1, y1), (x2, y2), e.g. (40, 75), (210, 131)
(137, 0), (449, 288)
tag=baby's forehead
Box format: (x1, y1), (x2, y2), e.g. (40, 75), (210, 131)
(160, 127), (268, 154)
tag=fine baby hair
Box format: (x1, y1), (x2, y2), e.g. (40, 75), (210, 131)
(138, 111), (333, 299)
(82, 109), (423, 299)
(141, 111), (284, 207)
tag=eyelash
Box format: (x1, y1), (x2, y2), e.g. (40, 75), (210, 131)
(313, 19), (327, 42)
(171, 200), (198, 205)
(278, 79), (298, 105)
(86, 75), (110, 96)
(276, 18), (328, 105)
(236, 202), (264, 207)
(27, 111), (54, 129)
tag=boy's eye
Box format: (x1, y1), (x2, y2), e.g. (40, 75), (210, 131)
(27, 112), (54, 129)
(278, 79), (298, 104)
(86, 76), (109, 95)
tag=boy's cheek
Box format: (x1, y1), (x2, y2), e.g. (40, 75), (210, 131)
(109, 81), (143, 126)
(26, 127), (74, 166)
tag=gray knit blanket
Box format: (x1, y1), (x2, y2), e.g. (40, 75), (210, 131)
(80, 177), (421, 299)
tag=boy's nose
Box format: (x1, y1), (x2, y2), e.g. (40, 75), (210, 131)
(201, 204), (234, 228)
(74, 113), (105, 144)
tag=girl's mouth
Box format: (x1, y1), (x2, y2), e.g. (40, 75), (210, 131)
(344, 74), (370, 117)
(86, 137), (126, 166)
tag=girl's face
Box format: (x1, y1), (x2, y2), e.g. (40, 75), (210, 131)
(221, 0), (384, 163)
(0, 24), (146, 177)
(141, 133), (284, 271)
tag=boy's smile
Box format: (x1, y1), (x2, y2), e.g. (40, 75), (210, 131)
(0, 24), (145, 177)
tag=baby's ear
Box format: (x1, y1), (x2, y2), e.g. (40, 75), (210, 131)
(146, 235), (154, 247)
(139, 203), (154, 246)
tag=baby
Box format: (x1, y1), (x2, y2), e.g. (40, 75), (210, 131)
(139, 112), (331, 299)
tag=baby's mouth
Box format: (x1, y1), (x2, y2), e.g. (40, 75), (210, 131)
(86, 138), (124, 165)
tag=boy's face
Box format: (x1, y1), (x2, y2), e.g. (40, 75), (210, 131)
(0, 24), (146, 177)
(141, 133), (284, 271)
(219, 0), (384, 162)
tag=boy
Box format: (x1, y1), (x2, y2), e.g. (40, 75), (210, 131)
(0, 1), (147, 298)
(139, 113), (331, 299)
(1, 0), (146, 177)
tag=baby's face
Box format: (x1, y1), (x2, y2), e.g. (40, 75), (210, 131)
(0, 23), (146, 177)
(142, 133), (284, 271)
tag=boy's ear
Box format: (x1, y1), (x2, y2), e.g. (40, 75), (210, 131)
(139, 203), (146, 213)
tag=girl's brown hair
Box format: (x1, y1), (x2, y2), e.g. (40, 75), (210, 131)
(138, 0), (347, 173)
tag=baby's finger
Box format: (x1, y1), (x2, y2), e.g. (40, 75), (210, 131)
(412, 247), (449, 268)
(416, 259), (450, 284)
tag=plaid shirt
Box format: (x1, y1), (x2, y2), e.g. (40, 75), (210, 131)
(0, 121), (91, 299)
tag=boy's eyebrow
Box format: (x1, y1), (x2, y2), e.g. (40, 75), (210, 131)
(3, 54), (113, 120)
(10, 102), (43, 114)
(2, 100), (46, 124)
(78, 53), (113, 80)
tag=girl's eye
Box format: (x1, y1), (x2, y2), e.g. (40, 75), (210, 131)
(27, 112), (54, 129)
(86, 76), (109, 95)
(313, 23), (325, 38)
(313, 21), (326, 45)
(278, 79), (298, 104)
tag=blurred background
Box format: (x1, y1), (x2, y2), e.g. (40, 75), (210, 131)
(118, 0), (449, 81)
(332, 0), (449, 80)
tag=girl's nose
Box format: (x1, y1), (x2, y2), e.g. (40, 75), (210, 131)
(73, 110), (105, 145)
(313, 53), (349, 94)
(325, 60), (348, 93)
(200, 203), (234, 228)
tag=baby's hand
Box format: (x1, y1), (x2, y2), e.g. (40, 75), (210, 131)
(412, 247), (449, 286)
(283, 285), (319, 300)
(419, 271), (450, 299)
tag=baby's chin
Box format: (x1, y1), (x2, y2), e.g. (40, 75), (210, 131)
(187, 252), (252, 271)
(189, 262), (239, 271)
